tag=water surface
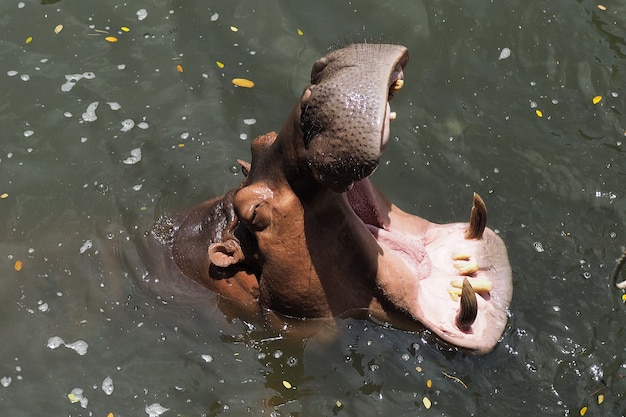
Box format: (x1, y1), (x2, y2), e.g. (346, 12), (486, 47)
(1, 0), (625, 416)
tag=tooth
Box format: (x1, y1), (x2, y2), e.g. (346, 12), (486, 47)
(450, 278), (492, 292)
(391, 79), (404, 91)
(455, 277), (478, 331)
(389, 111), (397, 120)
(464, 193), (487, 240)
(453, 261), (479, 276)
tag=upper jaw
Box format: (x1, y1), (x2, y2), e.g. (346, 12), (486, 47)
(292, 44), (410, 193)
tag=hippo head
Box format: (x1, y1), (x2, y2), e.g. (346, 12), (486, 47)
(172, 44), (512, 354)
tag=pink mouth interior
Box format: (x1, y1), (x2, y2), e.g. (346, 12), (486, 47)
(345, 179), (431, 278)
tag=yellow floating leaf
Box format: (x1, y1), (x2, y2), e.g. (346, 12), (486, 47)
(415, 366), (422, 372)
(15, 260), (23, 271)
(580, 406), (588, 416)
(25, 36), (33, 44)
(622, 293), (626, 301)
(335, 400), (342, 408)
(535, 109), (543, 118)
(297, 28), (303, 36)
(176, 64), (184, 73)
(121, 26), (130, 32)
(107, 413), (114, 417)
(592, 95), (602, 104)
(597, 4), (607, 11)
(178, 143), (185, 148)
(598, 393), (604, 404)
(216, 61), (225, 69)
(68, 393), (78, 403)
(282, 380), (292, 389)
(232, 78), (255, 88)
(422, 396), (432, 409)
(230, 26), (238, 32)
(105, 36), (118, 43)
(0, 193), (8, 199)
(426, 379), (432, 388)
(54, 24), (63, 34)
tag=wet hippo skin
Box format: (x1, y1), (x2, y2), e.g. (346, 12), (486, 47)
(159, 44), (513, 354)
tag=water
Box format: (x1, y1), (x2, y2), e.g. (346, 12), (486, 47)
(1, 0), (625, 416)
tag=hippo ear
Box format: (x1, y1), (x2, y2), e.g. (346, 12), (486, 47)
(208, 238), (245, 267)
(237, 159), (251, 177)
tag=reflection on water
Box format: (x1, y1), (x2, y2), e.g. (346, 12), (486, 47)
(1, 0), (625, 416)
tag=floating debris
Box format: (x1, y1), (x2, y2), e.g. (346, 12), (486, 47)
(232, 78), (254, 88)
(216, 61), (225, 69)
(580, 405), (588, 416)
(297, 28), (304, 36)
(121, 26), (130, 32)
(145, 403), (169, 417)
(14, 260), (23, 271)
(597, 4), (607, 11)
(54, 24), (63, 34)
(230, 26), (238, 32)
(105, 36), (118, 43)
(68, 388), (88, 408)
(102, 376), (114, 395)
(120, 119), (135, 132)
(592, 95), (602, 104)
(176, 64), (183, 73)
(25, 36), (32, 44)
(498, 47), (511, 60)
(0, 193), (8, 199)
(82, 102), (99, 122)
(79, 240), (92, 254)
(136, 9), (148, 21)
(422, 396), (432, 409)
(62, 72), (96, 93)
(282, 380), (292, 389)
(122, 148), (142, 165)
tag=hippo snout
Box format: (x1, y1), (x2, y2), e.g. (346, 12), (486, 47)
(297, 44), (409, 192)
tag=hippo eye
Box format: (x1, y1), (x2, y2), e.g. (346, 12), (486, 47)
(247, 202), (270, 231)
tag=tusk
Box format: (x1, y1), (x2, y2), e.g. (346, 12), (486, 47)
(464, 192), (487, 240)
(455, 277), (478, 331)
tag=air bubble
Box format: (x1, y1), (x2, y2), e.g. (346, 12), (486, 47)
(95, 182), (109, 194)
(136, 8), (148, 20)
(120, 119), (135, 132)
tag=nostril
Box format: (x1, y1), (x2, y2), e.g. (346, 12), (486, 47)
(310, 57), (329, 84)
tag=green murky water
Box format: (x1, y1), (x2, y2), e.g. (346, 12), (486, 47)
(1, 0), (625, 416)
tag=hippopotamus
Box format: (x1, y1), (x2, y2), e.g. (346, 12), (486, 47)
(161, 44), (513, 354)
